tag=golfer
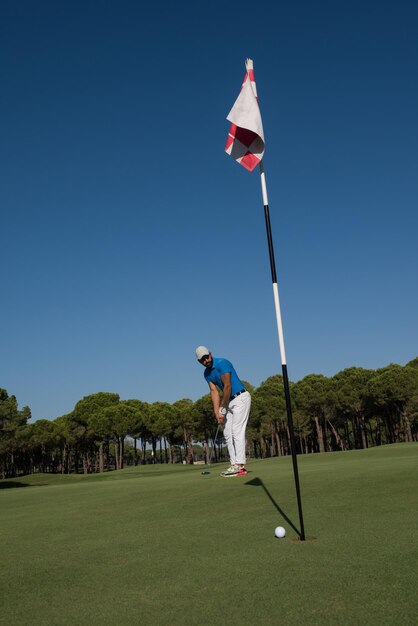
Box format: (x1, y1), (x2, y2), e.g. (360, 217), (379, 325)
(195, 346), (251, 477)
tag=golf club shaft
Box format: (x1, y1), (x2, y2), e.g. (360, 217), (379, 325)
(209, 424), (221, 464)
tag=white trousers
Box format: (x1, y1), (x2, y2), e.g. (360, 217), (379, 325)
(224, 391), (251, 466)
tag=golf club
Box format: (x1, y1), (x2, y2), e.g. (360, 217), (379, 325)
(209, 423), (221, 465)
(201, 424), (222, 475)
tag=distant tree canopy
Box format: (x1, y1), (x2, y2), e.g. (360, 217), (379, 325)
(1, 359), (417, 478)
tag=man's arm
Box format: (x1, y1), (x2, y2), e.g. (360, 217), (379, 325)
(220, 372), (232, 410)
(208, 381), (223, 424)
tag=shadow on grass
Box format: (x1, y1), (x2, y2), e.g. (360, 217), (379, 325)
(245, 477), (301, 537)
(0, 481), (31, 490)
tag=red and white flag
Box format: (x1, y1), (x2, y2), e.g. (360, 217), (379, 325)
(225, 59), (265, 172)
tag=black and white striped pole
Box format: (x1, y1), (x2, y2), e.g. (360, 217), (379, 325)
(259, 160), (306, 541)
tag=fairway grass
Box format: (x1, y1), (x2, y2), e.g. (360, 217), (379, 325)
(1, 443), (417, 625)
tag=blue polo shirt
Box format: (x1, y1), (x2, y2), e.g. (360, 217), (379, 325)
(204, 357), (245, 396)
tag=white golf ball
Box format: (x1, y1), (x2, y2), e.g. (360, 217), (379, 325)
(274, 526), (286, 538)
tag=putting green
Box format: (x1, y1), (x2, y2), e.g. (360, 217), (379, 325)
(1, 443), (417, 625)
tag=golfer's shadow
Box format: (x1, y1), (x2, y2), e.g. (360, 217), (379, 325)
(245, 476), (301, 537)
(0, 481), (30, 490)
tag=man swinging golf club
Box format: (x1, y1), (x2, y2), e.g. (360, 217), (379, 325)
(196, 346), (251, 477)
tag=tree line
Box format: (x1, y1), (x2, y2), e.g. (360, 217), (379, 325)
(1, 357), (417, 478)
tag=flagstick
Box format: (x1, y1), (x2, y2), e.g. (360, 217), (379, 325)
(259, 160), (306, 541)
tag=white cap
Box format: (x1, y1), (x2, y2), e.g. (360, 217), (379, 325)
(195, 346), (210, 360)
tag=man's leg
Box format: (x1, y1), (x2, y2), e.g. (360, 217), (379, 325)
(223, 412), (237, 466)
(230, 392), (251, 465)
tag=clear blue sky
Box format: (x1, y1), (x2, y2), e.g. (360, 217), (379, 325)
(1, 1), (417, 421)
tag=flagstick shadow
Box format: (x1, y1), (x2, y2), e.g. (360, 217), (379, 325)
(245, 477), (301, 537)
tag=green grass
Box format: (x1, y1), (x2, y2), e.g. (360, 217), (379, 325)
(1, 443), (417, 625)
